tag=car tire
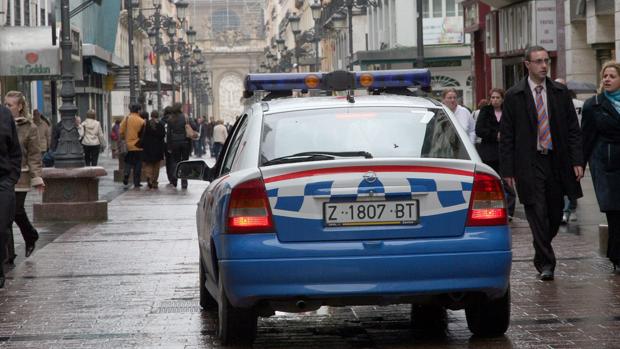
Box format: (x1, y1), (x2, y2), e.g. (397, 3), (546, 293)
(465, 286), (511, 337)
(217, 272), (258, 345)
(410, 304), (448, 333)
(199, 254), (217, 310)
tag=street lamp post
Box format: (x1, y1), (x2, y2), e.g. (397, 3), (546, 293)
(310, 1), (322, 71)
(288, 14), (301, 72)
(126, 0), (137, 103)
(346, 0), (354, 70)
(134, 0), (189, 114)
(55, 0), (84, 167)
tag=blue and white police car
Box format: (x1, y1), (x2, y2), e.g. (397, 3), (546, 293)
(177, 69), (511, 345)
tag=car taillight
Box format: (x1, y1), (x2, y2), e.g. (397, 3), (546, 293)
(227, 178), (274, 234)
(466, 172), (507, 226)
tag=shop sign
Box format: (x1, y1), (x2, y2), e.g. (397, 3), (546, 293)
(463, 1), (480, 33)
(498, 1), (532, 55)
(423, 17), (465, 45)
(496, 0), (557, 56)
(535, 0), (557, 51)
(0, 27), (60, 77)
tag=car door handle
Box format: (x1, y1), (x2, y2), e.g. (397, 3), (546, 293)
(362, 241), (384, 249)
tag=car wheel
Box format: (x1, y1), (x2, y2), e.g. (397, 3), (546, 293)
(217, 272), (258, 345)
(199, 254), (217, 310)
(465, 286), (511, 337)
(410, 304), (448, 333)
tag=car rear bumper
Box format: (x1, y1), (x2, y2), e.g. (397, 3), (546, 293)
(217, 229), (511, 308)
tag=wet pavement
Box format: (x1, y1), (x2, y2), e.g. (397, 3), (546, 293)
(1, 153), (619, 348)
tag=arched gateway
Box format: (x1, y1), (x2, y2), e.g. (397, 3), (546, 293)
(192, 0), (266, 124)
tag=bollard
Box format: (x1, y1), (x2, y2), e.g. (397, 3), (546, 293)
(599, 224), (608, 256)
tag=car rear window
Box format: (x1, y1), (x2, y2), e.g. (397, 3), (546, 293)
(260, 106), (469, 162)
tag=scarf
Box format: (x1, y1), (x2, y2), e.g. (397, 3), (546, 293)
(604, 90), (620, 114)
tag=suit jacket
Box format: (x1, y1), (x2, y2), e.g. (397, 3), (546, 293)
(499, 77), (583, 204)
(475, 105), (501, 165)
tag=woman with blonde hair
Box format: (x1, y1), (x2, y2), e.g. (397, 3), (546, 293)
(582, 61), (620, 274)
(78, 109), (106, 166)
(4, 90), (43, 260)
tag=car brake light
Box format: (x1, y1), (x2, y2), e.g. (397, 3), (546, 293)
(227, 178), (274, 233)
(466, 172), (507, 226)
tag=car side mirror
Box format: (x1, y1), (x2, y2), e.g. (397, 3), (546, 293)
(176, 160), (213, 181)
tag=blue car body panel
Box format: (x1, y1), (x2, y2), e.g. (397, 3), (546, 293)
(213, 226), (511, 307)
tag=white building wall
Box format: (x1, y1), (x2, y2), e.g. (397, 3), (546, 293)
(395, 0), (416, 47)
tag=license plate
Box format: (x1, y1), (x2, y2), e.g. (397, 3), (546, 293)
(323, 200), (419, 227)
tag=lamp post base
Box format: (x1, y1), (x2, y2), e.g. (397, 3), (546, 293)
(33, 167), (108, 222)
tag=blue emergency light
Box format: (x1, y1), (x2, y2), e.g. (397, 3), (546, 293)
(244, 69), (431, 95)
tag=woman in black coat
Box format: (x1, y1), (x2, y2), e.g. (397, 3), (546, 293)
(165, 103), (197, 189)
(141, 111), (166, 189)
(582, 61), (620, 273)
(475, 88), (516, 218)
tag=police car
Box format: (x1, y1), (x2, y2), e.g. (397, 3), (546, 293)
(177, 69), (511, 345)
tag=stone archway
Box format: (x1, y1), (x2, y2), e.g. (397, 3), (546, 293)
(217, 73), (244, 124)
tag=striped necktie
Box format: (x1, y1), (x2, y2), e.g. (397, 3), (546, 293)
(535, 85), (553, 150)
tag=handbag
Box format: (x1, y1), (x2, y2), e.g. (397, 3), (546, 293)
(185, 115), (199, 140)
(118, 116), (129, 155)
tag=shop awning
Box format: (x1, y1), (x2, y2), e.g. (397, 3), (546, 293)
(90, 57), (108, 75)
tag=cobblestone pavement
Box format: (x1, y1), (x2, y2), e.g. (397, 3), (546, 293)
(1, 154), (619, 348)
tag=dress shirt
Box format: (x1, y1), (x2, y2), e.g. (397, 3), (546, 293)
(452, 105), (476, 144)
(528, 77), (549, 151)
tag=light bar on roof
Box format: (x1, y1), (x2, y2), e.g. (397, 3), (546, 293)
(244, 69), (431, 94)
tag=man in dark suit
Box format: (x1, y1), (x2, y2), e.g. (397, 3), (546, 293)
(0, 81), (23, 288)
(500, 46), (584, 281)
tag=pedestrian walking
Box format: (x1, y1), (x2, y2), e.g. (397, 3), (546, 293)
(120, 102), (145, 188)
(475, 88), (516, 220)
(110, 118), (121, 158)
(212, 120), (228, 159)
(0, 83), (22, 288)
(442, 88), (476, 143)
(472, 99), (488, 145)
(193, 117), (206, 157)
(582, 61), (620, 274)
(165, 103), (197, 189)
(555, 78), (585, 224)
(4, 90), (44, 262)
(78, 109), (106, 166)
(141, 111), (166, 189)
(205, 117), (215, 157)
(499, 46), (584, 281)
(161, 106), (176, 186)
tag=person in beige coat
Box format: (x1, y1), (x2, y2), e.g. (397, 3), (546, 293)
(78, 109), (106, 166)
(4, 91), (44, 260)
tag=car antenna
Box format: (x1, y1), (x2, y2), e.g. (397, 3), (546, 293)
(346, 89), (355, 103)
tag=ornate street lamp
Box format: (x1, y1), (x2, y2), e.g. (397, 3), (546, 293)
(288, 14), (301, 72)
(276, 38), (285, 52)
(310, 0), (322, 71)
(175, 0), (189, 20)
(186, 26), (197, 45)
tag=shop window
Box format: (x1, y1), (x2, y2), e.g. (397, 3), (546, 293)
(433, 0), (442, 17)
(446, 0), (456, 16)
(423, 0), (430, 18)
